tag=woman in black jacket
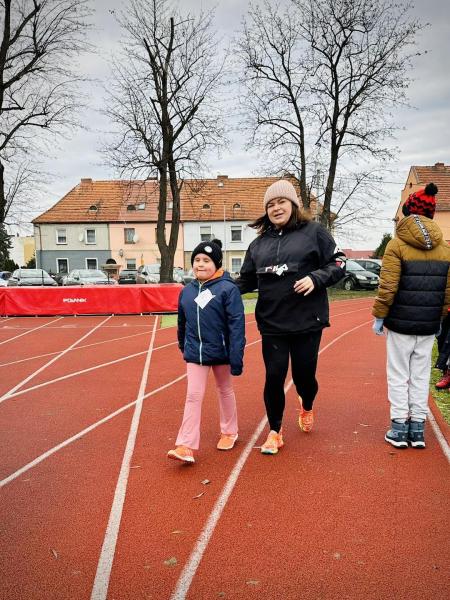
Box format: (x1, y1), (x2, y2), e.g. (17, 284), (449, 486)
(236, 180), (346, 454)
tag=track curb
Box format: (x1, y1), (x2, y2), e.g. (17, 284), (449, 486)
(429, 394), (450, 446)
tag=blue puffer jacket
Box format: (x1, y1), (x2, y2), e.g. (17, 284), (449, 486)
(177, 271), (245, 375)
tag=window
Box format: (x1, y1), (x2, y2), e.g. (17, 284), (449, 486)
(126, 259), (136, 270)
(231, 226), (242, 242)
(127, 204), (136, 211)
(57, 258), (69, 274)
(86, 258), (98, 269)
(89, 205), (98, 212)
(202, 203), (211, 210)
(137, 203), (146, 210)
(85, 229), (96, 244)
(231, 257), (242, 273)
(124, 228), (135, 244)
(233, 203), (241, 210)
(200, 225), (212, 241)
(56, 229), (67, 244)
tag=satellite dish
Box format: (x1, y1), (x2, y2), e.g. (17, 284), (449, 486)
(133, 233), (139, 243)
(78, 233), (84, 242)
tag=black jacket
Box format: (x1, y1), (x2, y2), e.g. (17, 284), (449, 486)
(236, 221), (346, 334)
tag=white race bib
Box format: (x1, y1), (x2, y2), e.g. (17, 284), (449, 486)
(194, 288), (215, 309)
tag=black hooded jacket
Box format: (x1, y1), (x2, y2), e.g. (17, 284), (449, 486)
(236, 221), (346, 334)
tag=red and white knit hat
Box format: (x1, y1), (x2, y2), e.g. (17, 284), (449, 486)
(402, 183), (438, 219)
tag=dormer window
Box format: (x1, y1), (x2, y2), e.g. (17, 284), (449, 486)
(137, 202), (146, 210)
(89, 204), (98, 212)
(202, 203), (211, 210)
(233, 203), (241, 209)
(127, 204), (136, 211)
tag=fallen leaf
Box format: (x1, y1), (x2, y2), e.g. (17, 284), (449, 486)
(163, 557), (177, 567)
(358, 423), (370, 427)
(51, 549), (58, 559)
(193, 492), (204, 499)
(333, 552), (342, 560)
(217, 593), (226, 598)
(130, 465), (141, 469)
(246, 580), (260, 586)
(171, 530), (183, 535)
(200, 479), (210, 485)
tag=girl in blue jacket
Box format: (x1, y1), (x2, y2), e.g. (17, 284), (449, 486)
(167, 239), (245, 464)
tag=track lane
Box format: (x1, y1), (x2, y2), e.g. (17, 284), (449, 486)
(184, 319), (450, 600)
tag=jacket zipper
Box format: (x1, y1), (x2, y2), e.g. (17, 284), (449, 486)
(196, 282), (203, 364)
(276, 229), (282, 263)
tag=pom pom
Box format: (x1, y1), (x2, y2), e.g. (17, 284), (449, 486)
(425, 183), (438, 196)
(211, 238), (222, 248)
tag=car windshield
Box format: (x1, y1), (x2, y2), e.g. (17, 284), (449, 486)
(146, 265), (160, 274)
(79, 270), (105, 278)
(346, 260), (365, 271)
(20, 269), (47, 278)
(121, 270), (135, 275)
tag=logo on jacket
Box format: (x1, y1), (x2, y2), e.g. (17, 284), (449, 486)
(265, 264), (288, 276)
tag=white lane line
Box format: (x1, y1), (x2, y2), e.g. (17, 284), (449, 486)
(90, 317), (158, 600)
(170, 319), (372, 600)
(428, 410), (450, 463)
(0, 373), (186, 489)
(0, 316), (112, 405)
(0, 339), (263, 487)
(0, 317), (63, 346)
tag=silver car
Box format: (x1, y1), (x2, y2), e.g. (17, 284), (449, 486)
(136, 264), (184, 284)
(7, 268), (57, 287)
(63, 269), (117, 286)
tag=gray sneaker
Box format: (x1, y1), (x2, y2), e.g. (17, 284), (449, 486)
(385, 421), (408, 448)
(408, 420), (426, 448)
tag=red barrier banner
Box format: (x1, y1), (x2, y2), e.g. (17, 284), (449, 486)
(0, 284), (182, 316)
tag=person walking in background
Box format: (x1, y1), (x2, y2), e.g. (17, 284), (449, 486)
(372, 183), (450, 448)
(168, 239), (245, 464)
(236, 180), (346, 455)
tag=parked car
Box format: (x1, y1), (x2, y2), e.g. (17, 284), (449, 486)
(7, 268), (58, 287)
(63, 269), (118, 286)
(118, 269), (137, 284)
(340, 259), (379, 291)
(0, 271), (11, 287)
(354, 258), (382, 276)
(52, 272), (69, 286)
(136, 264), (184, 284)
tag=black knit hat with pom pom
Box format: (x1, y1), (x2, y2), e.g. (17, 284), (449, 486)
(402, 183), (438, 219)
(191, 238), (223, 269)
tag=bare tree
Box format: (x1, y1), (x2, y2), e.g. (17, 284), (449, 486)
(239, 0), (425, 230)
(104, 0), (225, 282)
(0, 0), (92, 253)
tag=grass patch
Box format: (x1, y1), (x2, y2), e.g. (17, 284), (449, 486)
(430, 343), (450, 425)
(327, 288), (377, 301)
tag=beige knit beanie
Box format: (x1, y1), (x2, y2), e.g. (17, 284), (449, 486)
(263, 180), (300, 210)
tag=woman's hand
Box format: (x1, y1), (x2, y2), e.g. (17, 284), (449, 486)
(293, 276), (315, 296)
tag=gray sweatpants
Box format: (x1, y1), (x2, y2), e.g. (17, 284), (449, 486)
(386, 329), (435, 421)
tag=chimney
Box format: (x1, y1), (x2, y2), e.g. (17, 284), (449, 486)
(217, 174), (228, 188)
(434, 162), (445, 170)
(80, 178), (93, 187)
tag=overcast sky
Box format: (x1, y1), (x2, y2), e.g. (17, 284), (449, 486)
(29, 0), (450, 249)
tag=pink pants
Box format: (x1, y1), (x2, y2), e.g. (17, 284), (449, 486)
(176, 363), (238, 450)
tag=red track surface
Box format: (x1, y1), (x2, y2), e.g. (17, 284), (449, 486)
(0, 300), (449, 600)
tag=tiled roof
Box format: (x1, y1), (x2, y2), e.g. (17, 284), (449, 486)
(411, 163), (450, 211)
(33, 176), (320, 224)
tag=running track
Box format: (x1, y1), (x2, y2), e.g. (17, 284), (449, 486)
(0, 299), (449, 600)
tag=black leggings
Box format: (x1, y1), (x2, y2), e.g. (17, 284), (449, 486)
(261, 331), (322, 432)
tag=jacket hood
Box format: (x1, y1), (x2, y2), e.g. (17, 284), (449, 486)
(396, 215), (443, 250)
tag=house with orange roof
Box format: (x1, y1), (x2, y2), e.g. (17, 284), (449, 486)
(33, 175), (321, 275)
(394, 162), (450, 241)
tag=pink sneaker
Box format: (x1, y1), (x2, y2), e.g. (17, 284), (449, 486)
(261, 429), (284, 455)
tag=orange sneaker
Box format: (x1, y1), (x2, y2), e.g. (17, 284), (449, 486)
(217, 433), (238, 450)
(261, 429), (284, 455)
(167, 446), (195, 464)
(299, 408), (314, 432)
